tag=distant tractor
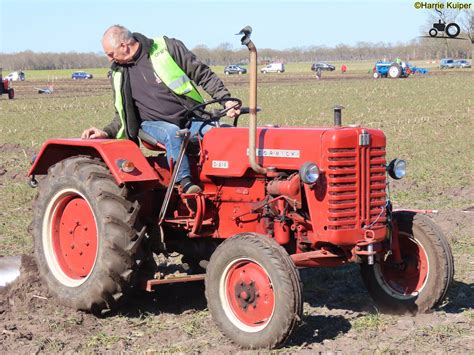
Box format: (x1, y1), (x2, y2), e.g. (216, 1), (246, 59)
(373, 61), (411, 79)
(28, 27), (453, 349)
(0, 68), (15, 99)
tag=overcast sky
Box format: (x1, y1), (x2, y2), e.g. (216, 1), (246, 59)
(0, 0), (460, 53)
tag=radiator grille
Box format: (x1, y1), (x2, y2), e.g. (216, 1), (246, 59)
(327, 146), (386, 230)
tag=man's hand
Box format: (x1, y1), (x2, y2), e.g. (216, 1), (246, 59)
(225, 100), (241, 119)
(81, 127), (109, 139)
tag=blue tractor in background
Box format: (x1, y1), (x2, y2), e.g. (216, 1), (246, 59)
(372, 61), (410, 79)
(372, 60), (429, 79)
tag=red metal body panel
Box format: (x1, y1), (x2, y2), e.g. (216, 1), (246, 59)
(200, 126), (328, 177)
(202, 178), (267, 238)
(304, 128), (387, 246)
(28, 139), (160, 184)
(201, 126), (387, 247)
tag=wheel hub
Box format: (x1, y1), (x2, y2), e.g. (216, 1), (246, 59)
(380, 234), (428, 295)
(52, 196), (98, 280)
(225, 260), (275, 328)
(235, 280), (257, 309)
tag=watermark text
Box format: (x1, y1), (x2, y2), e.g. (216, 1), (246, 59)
(414, 2), (472, 9)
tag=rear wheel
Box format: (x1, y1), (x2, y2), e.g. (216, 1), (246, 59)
(32, 156), (145, 314)
(8, 88), (14, 99)
(361, 212), (454, 314)
(205, 233), (302, 349)
(388, 64), (402, 78)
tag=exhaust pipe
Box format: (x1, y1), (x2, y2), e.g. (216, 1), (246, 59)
(238, 26), (266, 175)
(333, 105), (344, 127)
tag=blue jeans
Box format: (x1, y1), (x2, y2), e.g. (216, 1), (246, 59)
(141, 120), (212, 182)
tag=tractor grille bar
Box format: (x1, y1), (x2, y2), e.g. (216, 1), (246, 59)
(327, 146), (386, 230)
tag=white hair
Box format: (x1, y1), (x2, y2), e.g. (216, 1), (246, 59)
(103, 25), (135, 48)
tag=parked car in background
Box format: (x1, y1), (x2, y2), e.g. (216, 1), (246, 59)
(311, 62), (335, 72)
(439, 58), (455, 69)
(72, 71), (93, 80)
(260, 63), (285, 73)
(454, 59), (471, 68)
(6, 71), (25, 81)
(224, 64), (247, 75)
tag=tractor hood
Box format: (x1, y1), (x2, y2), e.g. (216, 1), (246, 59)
(201, 125), (386, 177)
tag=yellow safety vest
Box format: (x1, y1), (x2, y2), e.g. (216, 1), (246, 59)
(112, 36), (204, 139)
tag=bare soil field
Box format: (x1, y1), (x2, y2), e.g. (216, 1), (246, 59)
(0, 73), (473, 352)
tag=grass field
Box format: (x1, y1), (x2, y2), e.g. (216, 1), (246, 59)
(13, 59), (444, 80)
(0, 64), (473, 352)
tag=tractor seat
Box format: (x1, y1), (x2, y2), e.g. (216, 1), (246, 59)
(138, 129), (166, 151)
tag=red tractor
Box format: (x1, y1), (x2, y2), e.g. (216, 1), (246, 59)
(28, 27), (453, 349)
(0, 68), (15, 99)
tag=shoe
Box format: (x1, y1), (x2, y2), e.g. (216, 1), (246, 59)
(184, 184), (202, 194)
(180, 176), (202, 194)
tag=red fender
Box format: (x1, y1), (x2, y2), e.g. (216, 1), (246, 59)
(28, 139), (160, 185)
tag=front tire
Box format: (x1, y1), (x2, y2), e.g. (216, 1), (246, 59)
(8, 88), (14, 99)
(361, 212), (454, 314)
(32, 156), (144, 314)
(205, 234), (302, 349)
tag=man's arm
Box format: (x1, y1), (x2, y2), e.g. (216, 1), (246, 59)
(165, 36), (231, 100)
(102, 113), (121, 138)
(81, 112), (119, 139)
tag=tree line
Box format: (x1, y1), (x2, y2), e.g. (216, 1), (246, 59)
(0, 35), (471, 71)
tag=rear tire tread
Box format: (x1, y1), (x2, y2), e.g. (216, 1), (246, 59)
(32, 156), (144, 314)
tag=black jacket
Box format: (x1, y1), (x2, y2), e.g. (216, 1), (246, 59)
(103, 33), (231, 140)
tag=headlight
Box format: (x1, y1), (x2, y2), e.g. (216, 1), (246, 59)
(387, 158), (406, 179)
(299, 162), (320, 184)
(116, 159), (136, 173)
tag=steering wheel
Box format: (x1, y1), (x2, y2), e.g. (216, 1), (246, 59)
(184, 97), (243, 127)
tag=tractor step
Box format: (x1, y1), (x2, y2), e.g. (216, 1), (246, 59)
(145, 273), (205, 291)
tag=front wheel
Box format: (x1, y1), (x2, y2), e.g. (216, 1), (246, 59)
(32, 156), (145, 314)
(205, 234), (302, 349)
(8, 88), (14, 99)
(373, 72), (380, 79)
(361, 212), (454, 314)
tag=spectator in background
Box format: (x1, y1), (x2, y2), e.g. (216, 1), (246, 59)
(315, 68), (322, 80)
(341, 64), (347, 73)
